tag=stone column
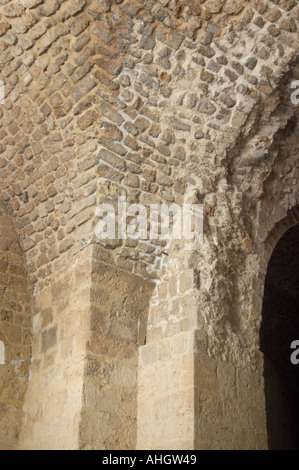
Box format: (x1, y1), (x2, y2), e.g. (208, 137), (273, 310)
(79, 246), (155, 449)
(137, 258), (198, 449)
(137, 252), (268, 449)
(20, 246), (93, 450)
(0, 202), (31, 450)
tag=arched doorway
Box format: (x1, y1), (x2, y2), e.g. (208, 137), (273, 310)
(260, 224), (299, 450)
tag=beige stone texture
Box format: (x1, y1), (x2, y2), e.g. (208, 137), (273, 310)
(0, 0), (298, 450)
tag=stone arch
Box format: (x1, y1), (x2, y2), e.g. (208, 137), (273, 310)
(258, 205), (299, 281)
(251, 206), (299, 355)
(259, 215), (299, 449)
(233, 204), (299, 451)
(136, 109), (299, 450)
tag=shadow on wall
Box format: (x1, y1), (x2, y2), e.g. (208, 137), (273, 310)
(260, 224), (299, 450)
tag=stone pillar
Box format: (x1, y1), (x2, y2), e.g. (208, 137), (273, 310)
(0, 203), (31, 450)
(137, 261), (198, 449)
(137, 256), (268, 450)
(137, 330), (195, 449)
(20, 246), (93, 450)
(194, 339), (268, 450)
(79, 246), (155, 449)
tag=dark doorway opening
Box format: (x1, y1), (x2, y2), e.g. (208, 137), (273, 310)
(260, 224), (299, 450)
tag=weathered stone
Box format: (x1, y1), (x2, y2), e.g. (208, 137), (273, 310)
(279, 17), (297, 32)
(245, 57), (258, 70)
(140, 35), (155, 50)
(224, 69), (238, 82)
(73, 76), (96, 101)
(0, 22), (10, 36)
(39, 0), (59, 17)
(160, 83), (172, 98)
(205, 1), (222, 14)
(220, 94), (236, 108)
(124, 173), (139, 187)
(4, 2), (25, 18)
(134, 117), (150, 132)
(100, 101), (124, 125)
(41, 325), (57, 352)
(165, 32), (185, 50)
(69, 0), (86, 16)
(198, 101), (216, 114)
(98, 148), (126, 171)
(170, 117), (191, 131)
(223, 1), (244, 15)
(77, 109), (98, 130)
(0, 0), (297, 454)
(200, 69), (214, 83)
(71, 15), (90, 37)
(197, 44), (215, 58)
(174, 146), (186, 161)
(73, 34), (90, 52)
(265, 8), (282, 23)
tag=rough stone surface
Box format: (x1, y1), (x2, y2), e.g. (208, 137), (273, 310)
(0, 0), (298, 450)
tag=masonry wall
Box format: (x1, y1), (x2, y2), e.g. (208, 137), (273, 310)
(137, 254), (197, 449)
(20, 247), (92, 449)
(0, 0), (298, 450)
(0, 201), (31, 450)
(79, 248), (154, 450)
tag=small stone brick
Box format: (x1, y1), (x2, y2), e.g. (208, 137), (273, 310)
(170, 117), (191, 131)
(73, 34), (90, 52)
(140, 35), (155, 50)
(98, 148), (126, 171)
(198, 101), (216, 114)
(265, 8), (282, 22)
(71, 15), (90, 37)
(100, 101), (124, 126)
(200, 69), (215, 83)
(224, 1), (244, 15)
(224, 69), (238, 82)
(73, 76), (96, 101)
